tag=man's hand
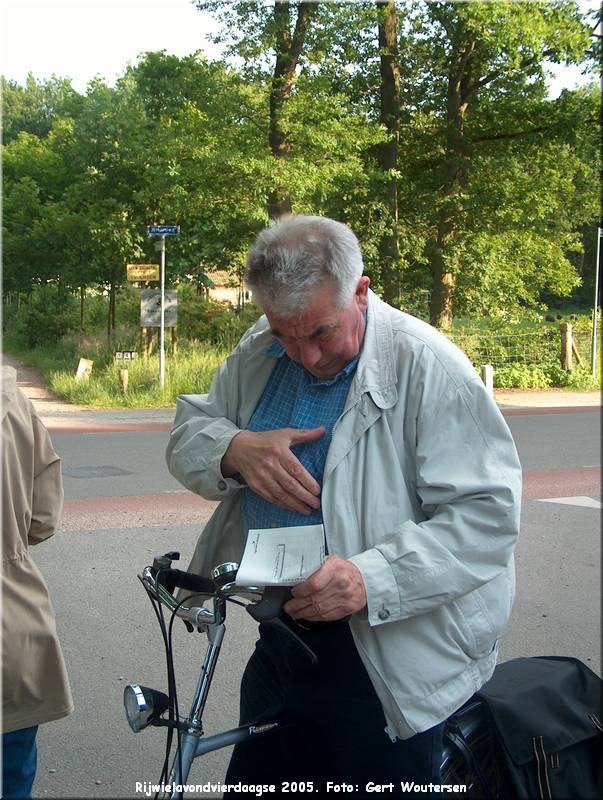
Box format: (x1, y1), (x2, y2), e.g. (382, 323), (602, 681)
(284, 556), (367, 621)
(221, 427), (325, 515)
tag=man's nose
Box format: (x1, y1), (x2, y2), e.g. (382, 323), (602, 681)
(298, 340), (322, 369)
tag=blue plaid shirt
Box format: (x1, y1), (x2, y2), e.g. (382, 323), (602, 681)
(243, 341), (359, 532)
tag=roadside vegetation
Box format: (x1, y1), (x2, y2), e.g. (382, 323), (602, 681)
(2, 283), (599, 408)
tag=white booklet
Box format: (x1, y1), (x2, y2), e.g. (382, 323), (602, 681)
(236, 524), (326, 587)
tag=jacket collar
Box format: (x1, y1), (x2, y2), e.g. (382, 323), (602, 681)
(353, 289), (398, 410)
(249, 288), (398, 410)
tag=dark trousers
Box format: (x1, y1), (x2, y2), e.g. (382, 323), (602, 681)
(2, 726), (38, 800)
(225, 620), (444, 794)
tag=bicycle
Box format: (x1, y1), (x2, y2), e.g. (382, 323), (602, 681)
(123, 550), (500, 799)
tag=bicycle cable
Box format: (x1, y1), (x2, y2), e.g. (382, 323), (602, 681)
(166, 591), (204, 799)
(144, 573), (176, 796)
(154, 570), (191, 798)
(150, 571), (215, 800)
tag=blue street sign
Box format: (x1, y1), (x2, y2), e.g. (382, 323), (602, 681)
(147, 225), (180, 236)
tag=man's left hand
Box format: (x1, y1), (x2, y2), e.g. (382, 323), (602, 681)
(284, 556), (367, 622)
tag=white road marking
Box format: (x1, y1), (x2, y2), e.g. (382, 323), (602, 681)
(534, 496), (601, 509)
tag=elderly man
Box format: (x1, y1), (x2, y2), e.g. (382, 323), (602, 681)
(166, 215), (521, 791)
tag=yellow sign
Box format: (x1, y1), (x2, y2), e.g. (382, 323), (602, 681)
(127, 264), (160, 281)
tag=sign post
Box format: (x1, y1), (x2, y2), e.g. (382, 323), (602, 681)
(592, 227), (601, 379)
(146, 225), (180, 387)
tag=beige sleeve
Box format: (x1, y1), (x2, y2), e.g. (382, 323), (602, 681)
(28, 413), (64, 545)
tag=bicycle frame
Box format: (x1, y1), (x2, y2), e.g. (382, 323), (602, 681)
(125, 559), (285, 800)
(160, 609), (280, 798)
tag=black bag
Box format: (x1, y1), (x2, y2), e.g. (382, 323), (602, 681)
(476, 656), (602, 800)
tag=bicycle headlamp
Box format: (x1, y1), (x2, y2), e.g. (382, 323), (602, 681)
(123, 684), (169, 732)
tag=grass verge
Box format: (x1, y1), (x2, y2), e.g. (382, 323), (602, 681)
(3, 333), (228, 408)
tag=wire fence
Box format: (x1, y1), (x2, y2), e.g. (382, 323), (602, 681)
(574, 327), (601, 370)
(450, 324), (601, 370)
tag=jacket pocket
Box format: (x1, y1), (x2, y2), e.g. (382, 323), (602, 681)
(453, 567), (515, 659)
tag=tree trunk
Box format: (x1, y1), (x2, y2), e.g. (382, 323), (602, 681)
(267, 0), (316, 219)
(430, 240), (456, 331)
(377, 0), (401, 308)
(107, 273), (116, 343)
(80, 285), (85, 332)
(428, 39), (475, 330)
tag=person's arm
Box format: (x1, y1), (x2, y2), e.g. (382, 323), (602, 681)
(286, 376), (521, 624)
(165, 350), (248, 501)
(166, 331), (324, 512)
(29, 414), (64, 545)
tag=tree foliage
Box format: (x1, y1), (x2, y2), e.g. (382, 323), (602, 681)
(2, 1), (600, 337)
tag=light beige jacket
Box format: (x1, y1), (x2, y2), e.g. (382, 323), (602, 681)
(1, 366), (73, 733)
(166, 291), (522, 739)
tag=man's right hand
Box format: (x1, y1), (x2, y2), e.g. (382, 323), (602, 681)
(221, 427), (325, 515)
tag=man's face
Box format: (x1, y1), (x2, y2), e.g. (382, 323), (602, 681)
(265, 277), (370, 380)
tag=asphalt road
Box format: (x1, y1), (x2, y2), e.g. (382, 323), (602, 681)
(29, 406), (601, 799)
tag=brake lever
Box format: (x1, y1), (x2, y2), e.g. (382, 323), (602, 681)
(246, 586), (292, 623)
(245, 586), (318, 666)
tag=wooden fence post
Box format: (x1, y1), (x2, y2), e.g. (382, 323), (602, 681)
(141, 327), (157, 357)
(560, 323), (573, 371)
(119, 368), (129, 394)
(141, 327), (148, 357)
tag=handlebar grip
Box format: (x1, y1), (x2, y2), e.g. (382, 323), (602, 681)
(247, 586), (292, 622)
(157, 568), (215, 596)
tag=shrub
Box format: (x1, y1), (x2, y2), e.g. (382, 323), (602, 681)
(550, 364), (600, 391)
(208, 306), (262, 349)
(13, 285), (79, 347)
(494, 364), (553, 389)
(177, 293), (262, 347)
(494, 362), (600, 390)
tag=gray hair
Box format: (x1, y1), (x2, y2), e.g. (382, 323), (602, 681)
(245, 215), (364, 316)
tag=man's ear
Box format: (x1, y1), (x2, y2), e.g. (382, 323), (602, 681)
(355, 276), (370, 308)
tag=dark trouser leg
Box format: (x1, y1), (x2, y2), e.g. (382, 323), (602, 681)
(225, 623), (444, 795)
(225, 631), (330, 788)
(2, 726), (39, 800)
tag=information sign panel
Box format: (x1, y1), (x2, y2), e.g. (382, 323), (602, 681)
(140, 290), (178, 327)
(127, 264), (160, 281)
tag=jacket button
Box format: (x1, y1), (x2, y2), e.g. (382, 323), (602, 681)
(378, 607), (390, 620)
(218, 480), (227, 491)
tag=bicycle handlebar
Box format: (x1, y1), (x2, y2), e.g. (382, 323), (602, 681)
(140, 554), (318, 664)
(158, 568), (215, 596)
(139, 567), (218, 627)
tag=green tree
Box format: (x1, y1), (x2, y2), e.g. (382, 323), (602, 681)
(402, 0), (593, 328)
(61, 78), (149, 337)
(195, 1), (319, 219)
(2, 118), (82, 296)
(1, 74), (83, 143)
(127, 51), (271, 275)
